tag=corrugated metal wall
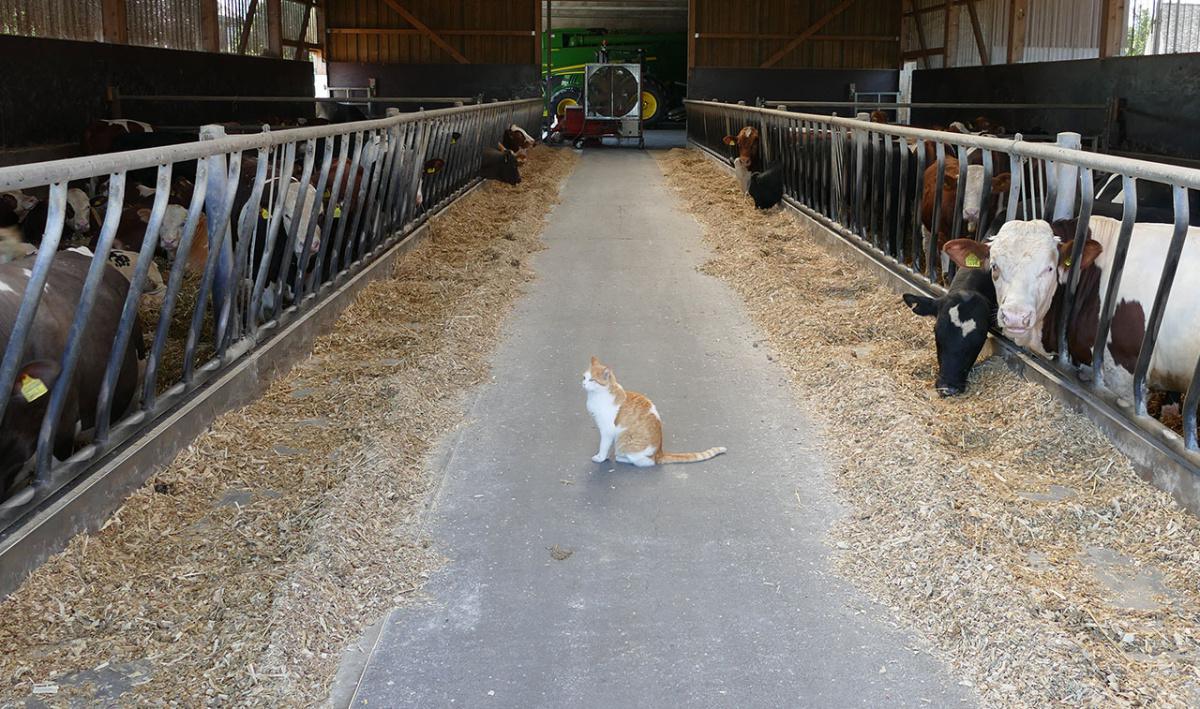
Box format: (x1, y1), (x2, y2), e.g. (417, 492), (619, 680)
(325, 0), (537, 64)
(1, 0), (316, 57)
(692, 0), (901, 69)
(0, 0), (103, 42)
(127, 0), (204, 51)
(904, 0), (1101, 68)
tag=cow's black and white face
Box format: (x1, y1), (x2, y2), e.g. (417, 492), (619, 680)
(904, 289), (993, 396)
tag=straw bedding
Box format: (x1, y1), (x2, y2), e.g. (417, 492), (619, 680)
(656, 147), (1200, 706)
(0, 146), (578, 706)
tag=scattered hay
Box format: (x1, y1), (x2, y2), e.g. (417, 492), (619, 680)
(0, 145), (579, 706)
(656, 147), (1200, 706)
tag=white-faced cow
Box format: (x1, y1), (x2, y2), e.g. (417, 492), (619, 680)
(960, 216), (1200, 400)
(904, 240), (998, 396)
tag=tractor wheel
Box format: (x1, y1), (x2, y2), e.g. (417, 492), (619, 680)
(640, 80), (667, 127)
(550, 87), (582, 118)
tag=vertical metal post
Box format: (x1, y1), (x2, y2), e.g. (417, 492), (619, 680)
(1052, 131), (1082, 220)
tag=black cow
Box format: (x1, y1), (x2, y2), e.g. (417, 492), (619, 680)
(902, 239), (998, 396)
(481, 147), (521, 185)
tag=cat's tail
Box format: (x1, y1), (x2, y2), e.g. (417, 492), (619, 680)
(657, 447), (727, 464)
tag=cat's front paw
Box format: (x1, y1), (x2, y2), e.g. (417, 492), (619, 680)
(591, 454), (607, 463)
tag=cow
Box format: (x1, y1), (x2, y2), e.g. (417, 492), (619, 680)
(501, 124), (536, 162)
(920, 156), (1012, 262)
(0, 248), (142, 500)
(963, 216), (1200, 402)
(723, 126), (762, 172)
(869, 110), (889, 124)
(904, 240), (998, 396)
(82, 119), (154, 156)
(733, 157), (784, 210)
(17, 187), (94, 248)
(481, 147), (521, 185)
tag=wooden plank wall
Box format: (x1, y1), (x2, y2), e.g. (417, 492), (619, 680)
(692, 0), (901, 69)
(324, 0), (537, 64)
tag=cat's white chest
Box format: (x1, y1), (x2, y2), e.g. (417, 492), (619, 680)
(586, 389), (620, 432)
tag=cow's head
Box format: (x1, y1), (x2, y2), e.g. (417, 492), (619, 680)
(961, 167), (1011, 232)
(904, 239), (996, 396)
(65, 188), (92, 234)
(138, 204), (191, 253)
(723, 126), (761, 166)
(0, 360), (60, 499)
(2, 191), (38, 215)
(985, 220), (1102, 351)
(869, 110), (889, 124)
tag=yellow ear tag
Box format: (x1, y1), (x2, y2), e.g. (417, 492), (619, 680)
(450, 137), (458, 144)
(261, 208), (272, 220)
(333, 205), (342, 218)
(425, 167), (437, 174)
(19, 375), (48, 402)
(965, 253), (981, 268)
(1064, 257), (1072, 268)
(323, 190), (331, 199)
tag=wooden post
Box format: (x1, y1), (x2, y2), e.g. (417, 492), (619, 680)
(266, 0), (284, 58)
(101, 0), (128, 44)
(1099, 0), (1127, 58)
(1007, 0), (1028, 64)
(200, 0), (220, 52)
(943, 0), (960, 67)
(688, 0), (696, 77)
(533, 0), (542, 66)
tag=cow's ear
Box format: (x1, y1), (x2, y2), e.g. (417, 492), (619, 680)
(12, 360), (60, 404)
(1058, 239), (1103, 271)
(136, 208), (152, 223)
(991, 172), (1012, 194)
(722, 135), (737, 146)
(944, 238), (990, 269)
(902, 292), (940, 317)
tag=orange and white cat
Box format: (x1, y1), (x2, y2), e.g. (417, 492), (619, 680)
(582, 356), (727, 467)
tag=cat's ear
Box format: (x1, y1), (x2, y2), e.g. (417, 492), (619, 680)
(590, 355), (600, 366)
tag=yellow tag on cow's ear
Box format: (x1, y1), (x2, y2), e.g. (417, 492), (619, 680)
(19, 375), (48, 402)
(333, 205), (342, 219)
(965, 253), (981, 268)
(1063, 256), (1072, 268)
(260, 207), (270, 220)
(323, 190), (331, 199)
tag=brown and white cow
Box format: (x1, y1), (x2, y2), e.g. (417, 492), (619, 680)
(723, 126), (762, 172)
(949, 216), (1200, 399)
(920, 156), (1011, 255)
(501, 124), (537, 163)
(0, 248), (142, 500)
(82, 119), (154, 156)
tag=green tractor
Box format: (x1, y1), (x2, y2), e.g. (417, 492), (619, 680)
(543, 27), (687, 127)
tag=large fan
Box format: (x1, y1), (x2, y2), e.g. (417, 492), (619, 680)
(584, 64), (642, 120)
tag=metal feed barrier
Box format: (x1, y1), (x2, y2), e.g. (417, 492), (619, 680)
(0, 99), (541, 558)
(685, 99), (1200, 502)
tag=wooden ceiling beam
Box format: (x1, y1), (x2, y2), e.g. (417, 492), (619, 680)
(328, 28), (532, 37)
(760, 0), (861, 68)
(379, 0), (471, 64)
(237, 0), (258, 54)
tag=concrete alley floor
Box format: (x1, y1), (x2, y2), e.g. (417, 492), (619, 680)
(345, 147), (973, 707)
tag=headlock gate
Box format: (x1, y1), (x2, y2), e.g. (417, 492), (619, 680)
(686, 99), (1200, 508)
(0, 98), (541, 591)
